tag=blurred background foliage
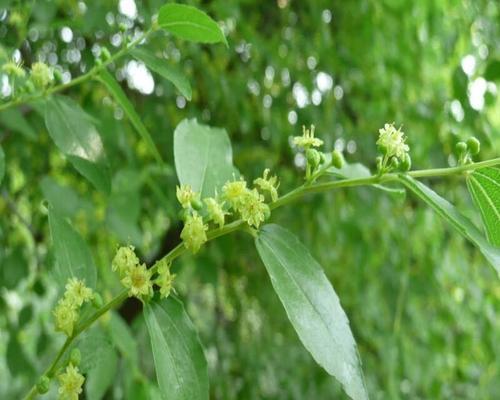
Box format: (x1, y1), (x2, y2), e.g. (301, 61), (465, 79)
(0, 0), (499, 399)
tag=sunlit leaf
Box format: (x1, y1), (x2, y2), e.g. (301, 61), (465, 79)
(174, 118), (237, 197)
(158, 3), (227, 45)
(255, 224), (368, 400)
(466, 167), (500, 246)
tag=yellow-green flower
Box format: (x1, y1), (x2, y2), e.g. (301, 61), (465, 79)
(53, 298), (78, 337)
(57, 364), (84, 400)
(121, 263), (153, 299)
(180, 212), (208, 253)
(293, 125), (323, 149)
(30, 62), (53, 89)
(176, 184), (198, 209)
(2, 61), (25, 78)
(112, 245), (139, 277)
(254, 169), (279, 202)
(239, 189), (270, 228)
(64, 278), (93, 307)
(222, 178), (248, 209)
(376, 123), (409, 159)
(204, 197), (227, 228)
(154, 259), (176, 299)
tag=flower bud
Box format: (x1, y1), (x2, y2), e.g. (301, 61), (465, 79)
(92, 293), (103, 308)
(389, 157), (400, 170)
(455, 141), (467, 154)
(30, 62), (53, 89)
(400, 153), (412, 172)
(101, 47), (111, 61)
(190, 198), (203, 211)
(53, 69), (63, 83)
(466, 137), (480, 155)
(306, 148), (321, 169)
(119, 23), (128, 32)
(70, 348), (81, 366)
(331, 150), (344, 169)
(37, 376), (50, 394)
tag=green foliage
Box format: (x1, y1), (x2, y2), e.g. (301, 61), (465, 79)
(158, 4), (227, 45)
(0, 1), (499, 399)
(48, 207), (97, 288)
(44, 96), (110, 194)
(131, 47), (192, 100)
(174, 118), (237, 197)
(466, 167), (500, 246)
(400, 175), (500, 274)
(145, 296), (209, 400)
(256, 224), (368, 400)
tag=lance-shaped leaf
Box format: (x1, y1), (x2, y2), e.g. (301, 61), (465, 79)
(466, 167), (500, 246)
(131, 47), (192, 100)
(48, 207), (97, 288)
(400, 174), (500, 275)
(158, 3), (227, 45)
(255, 224), (368, 400)
(144, 296), (209, 400)
(98, 69), (164, 165)
(174, 118), (237, 198)
(44, 95), (110, 194)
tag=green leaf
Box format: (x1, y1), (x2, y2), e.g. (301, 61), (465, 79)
(131, 47), (192, 100)
(174, 118), (237, 197)
(0, 145), (4, 185)
(158, 3), (227, 45)
(255, 224), (368, 400)
(400, 174), (500, 275)
(98, 69), (164, 165)
(466, 167), (500, 246)
(85, 345), (118, 399)
(44, 95), (110, 194)
(40, 176), (92, 218)
(107, 313), (138, 365)
(48, 207), (97, 288)
(144, 296), (209, 400)
(0, 108), (37, 140)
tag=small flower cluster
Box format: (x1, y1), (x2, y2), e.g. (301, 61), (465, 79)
(53, 278), (94, 337)
(177, 171), (279, 253)
(57, 350), (84, 400)
(456, 137), (480, 165)
(293, 125), (344, 181)
(111, 245), (176, 300)
(1, 59), (55, 97)
(376, 123), (411, 173)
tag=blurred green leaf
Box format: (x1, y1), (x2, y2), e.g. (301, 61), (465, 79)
(158, 4), (227, 45)
(255, 224), (368, 400)
(0, 108), (37, 140)
(400, 175), (500, 275)
(44, 95), (110, 194)
(48, 207), (97, 288)
(174, 118), (237, 198)
(85, 345), (118, 400)
(144, 296), (209, 400)
(107, 313), (139, 365)
(484, 59), (500, 81)
(40, 176), (91, 218)
(131, 47), (192, 100)
(0, 145), (4, 185)
(466, 167), (500, 246)
(98, 69), (164, 165)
